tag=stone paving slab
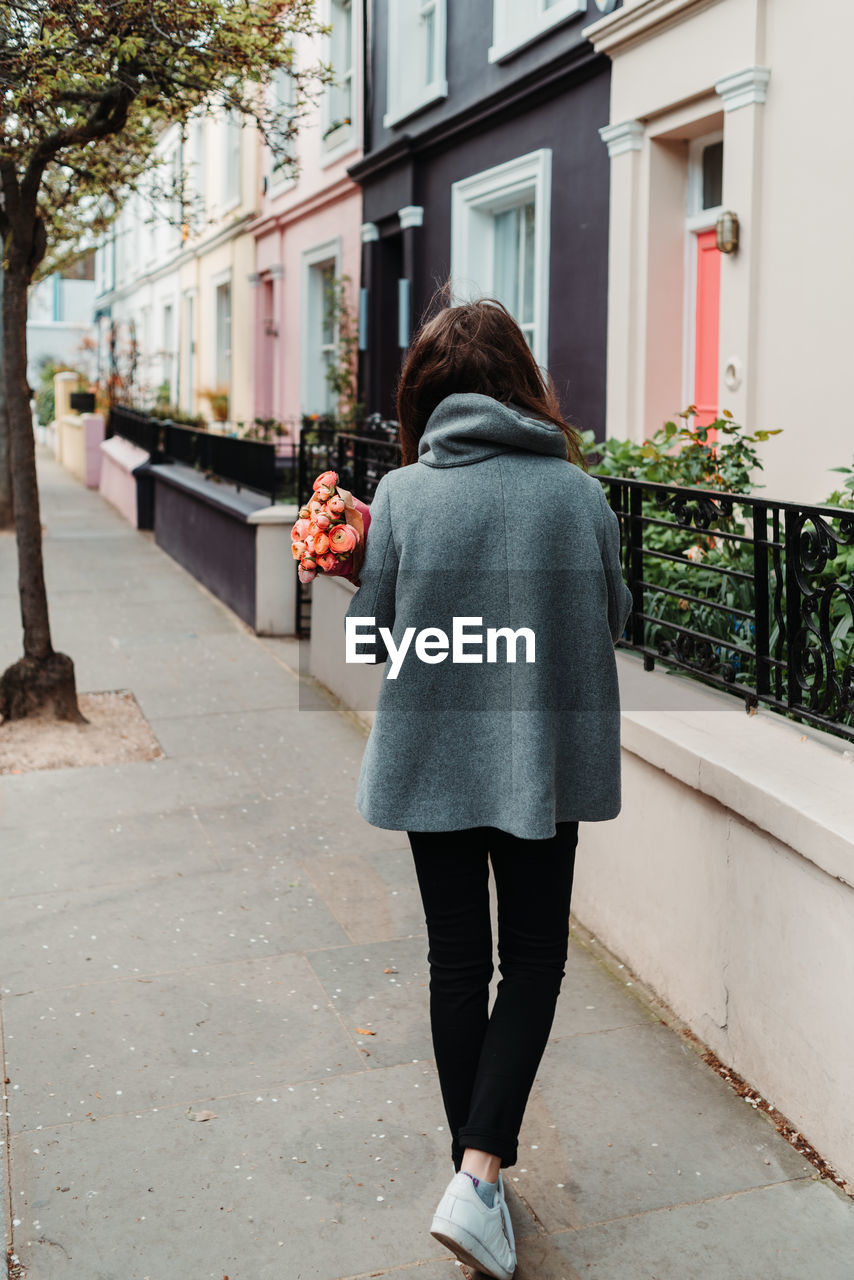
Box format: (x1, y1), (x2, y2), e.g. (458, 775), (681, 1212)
(1, 803), (221, 897)
(542, 1179), (854, 1280)
(0, 861), (349, 992)
(516, 1021), (813, 1232)
(2, 458), (854, 1279)
(8, 1062), (469, 1280)
(4, 953), (366, 1134)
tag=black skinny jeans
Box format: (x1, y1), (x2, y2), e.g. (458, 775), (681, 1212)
(408, 822), (579, 1171)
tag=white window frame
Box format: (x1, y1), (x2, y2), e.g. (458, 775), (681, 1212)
(322, 0), (357, 160)
(189, 116), (206, 220)
(182, 288), (197, 412)
(489, 0), (586, 64)
(682, 130), (724, 411)
(384, 0), (448, 130)
(221, 109), (242, 213)
(450, 149), (552, 369)
(213, 272), (233, 391)
(161, 300), (176, 399)
(300, 238), (342, 415)
(268, 66), (298, 196)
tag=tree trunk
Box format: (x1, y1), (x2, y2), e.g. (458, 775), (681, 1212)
(0, 269), (14, 529)
(0, 262), (83, 722)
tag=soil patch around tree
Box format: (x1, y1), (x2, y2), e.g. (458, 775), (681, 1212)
(0, 690), (164, 774)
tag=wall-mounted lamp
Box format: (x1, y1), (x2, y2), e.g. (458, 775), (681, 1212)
(715, 211), (740, 254)
(264, 318), (279, 337)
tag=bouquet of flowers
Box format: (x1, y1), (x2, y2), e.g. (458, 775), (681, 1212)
(292, 470), (371, 585)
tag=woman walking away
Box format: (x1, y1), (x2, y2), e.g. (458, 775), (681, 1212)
(345, 297), (633, 1279)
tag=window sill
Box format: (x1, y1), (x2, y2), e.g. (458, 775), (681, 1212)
(320, 129), (359, 169)
(268, 174), (296, 199)
(383, 80), (449, 131)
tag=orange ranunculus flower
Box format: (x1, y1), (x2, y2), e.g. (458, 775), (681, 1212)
(329, 523), (358, 554)
(312, 470), (338, 492)
(291, 518), (311, 541)
(317, 551), (338, 572)
(291, 541), (306, 561)
(313, 532), (330, 556)
(327, 494), (345, 515)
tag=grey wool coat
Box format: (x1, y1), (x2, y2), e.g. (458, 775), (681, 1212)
(344, 392), (633, 839)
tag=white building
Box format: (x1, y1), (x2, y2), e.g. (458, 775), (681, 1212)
(94, 108), (260, 425)
(27, 255), (96, 387)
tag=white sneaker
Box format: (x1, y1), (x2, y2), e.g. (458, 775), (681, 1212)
(431, 1170), (517, 1280)
(496, 1170), (516, 1258)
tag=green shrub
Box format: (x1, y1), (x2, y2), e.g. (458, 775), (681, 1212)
(582, 411), (854, 735)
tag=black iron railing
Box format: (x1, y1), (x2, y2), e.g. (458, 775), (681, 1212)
(297, 416), (401, 508)
(296, 427), (854, 739)
(108, 407), (278, 504)
(107, 405), (163, 456)
(601, 476), (854, 742)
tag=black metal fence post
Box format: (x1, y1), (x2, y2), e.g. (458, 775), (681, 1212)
(752, 502), (771, 697)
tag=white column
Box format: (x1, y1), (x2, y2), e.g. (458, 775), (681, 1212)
(714, 67), (771, 429)
(599, 120), (644, 441)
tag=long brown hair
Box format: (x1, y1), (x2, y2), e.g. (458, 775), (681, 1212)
(395, 290), (588, 470)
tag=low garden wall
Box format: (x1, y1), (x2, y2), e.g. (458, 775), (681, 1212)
(99, 435), (149, 526)
(148, 463), (299, 635)
(149, 463), (264, 629)
(56, 412), (105, 488)
(307, 572), (854, 1186)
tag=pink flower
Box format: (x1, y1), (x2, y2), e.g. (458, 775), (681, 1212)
(291, 541), (305, 561)
(317, 551), (338, 572)
(298, 563), (317, 584)
(298, 506), (311, 521)
(329, 523), (358, 554)
(314, 512), (331, 531)
(291, 518), (311, 541)
(312, 470), (338, 492)
(304, 535), (315, 553)
(327, 494), (345, 515)
(313, 532), (330, 556)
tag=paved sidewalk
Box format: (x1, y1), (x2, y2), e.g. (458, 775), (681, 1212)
(1, 456), (853, 1280)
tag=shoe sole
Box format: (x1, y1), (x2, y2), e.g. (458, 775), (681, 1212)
(430, 1215), (513, 1280)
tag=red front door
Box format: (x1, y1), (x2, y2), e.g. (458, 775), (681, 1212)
(693, 228), (721, 441)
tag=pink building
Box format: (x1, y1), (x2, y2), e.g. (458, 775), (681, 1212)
(250, 0), (364, 431)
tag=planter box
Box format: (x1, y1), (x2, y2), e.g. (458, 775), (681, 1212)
(148, 463), (267, 629)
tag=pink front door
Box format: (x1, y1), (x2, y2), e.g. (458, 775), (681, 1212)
(693, 228), (721, 441)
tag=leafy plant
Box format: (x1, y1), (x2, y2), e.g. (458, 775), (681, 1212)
(33, 358), (80, 426)
(200, 387), (229, 423)
(582, 409), (854, 736)
(148, 403), (206, 429)
(580, 408), (779, 690)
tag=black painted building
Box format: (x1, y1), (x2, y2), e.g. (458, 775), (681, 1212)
(349, 0), (620, 432)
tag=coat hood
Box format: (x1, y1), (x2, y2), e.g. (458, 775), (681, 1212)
(417, 392), (570, 468)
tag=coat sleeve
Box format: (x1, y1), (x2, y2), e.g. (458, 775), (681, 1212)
(343, 473), (398, 665)
(597, 481), (634, 645)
